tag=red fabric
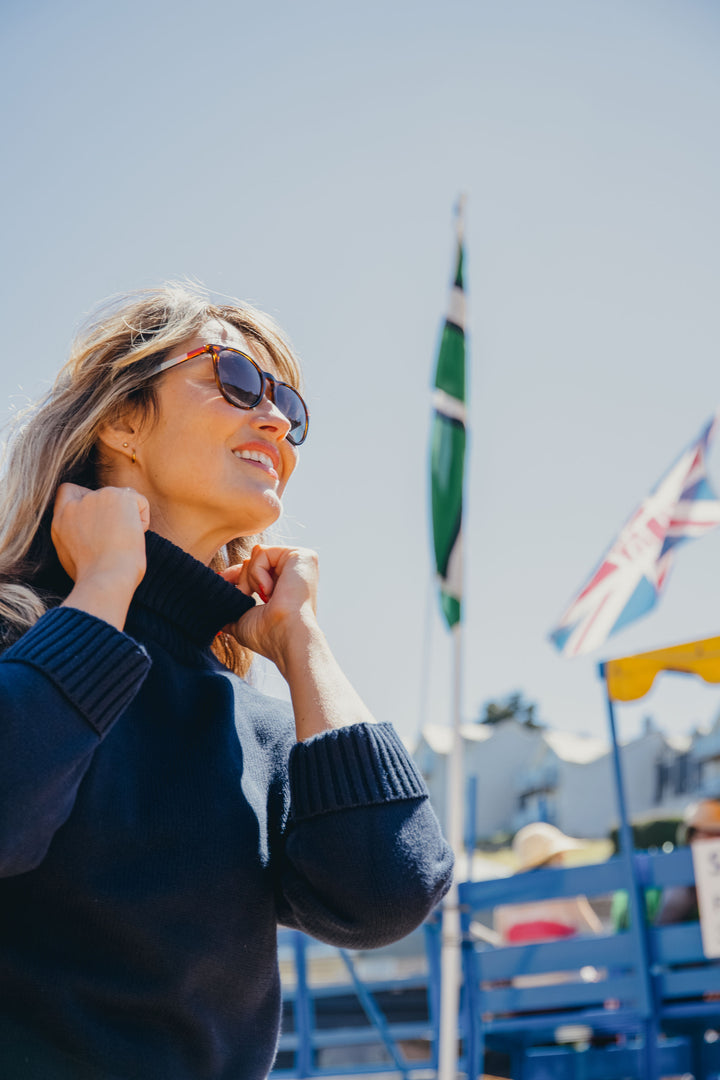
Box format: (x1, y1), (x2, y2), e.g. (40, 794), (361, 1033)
(506, 920), (577, 943)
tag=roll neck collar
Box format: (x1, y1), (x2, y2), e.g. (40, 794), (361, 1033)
(126, 532), (255, 654)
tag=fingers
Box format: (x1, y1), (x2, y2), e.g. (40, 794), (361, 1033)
(53, 482), (92, 512)
(243, 548), (277, 603)
(135, 491), (151, 531)
(218, 565), (243, 586)
(223, 546), (321, 668)
(51, 484), (150, 588)
(224, 544), (319, 624)
(221, 551), (274, 603)
(225, 545), (318, 598)
(244, 545), (319, 577)
(54, 483), (150, 529)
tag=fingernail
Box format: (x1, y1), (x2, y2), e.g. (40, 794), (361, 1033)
(258, 588), (269, 603)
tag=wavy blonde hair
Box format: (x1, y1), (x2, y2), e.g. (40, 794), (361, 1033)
(0, 282), (303, 676)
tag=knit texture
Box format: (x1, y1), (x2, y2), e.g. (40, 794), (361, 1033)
(2, 606), (150, 734)
(290, 721), (428, 819)
(0, 533), (453, 1080)
(132, 531), (255, 652)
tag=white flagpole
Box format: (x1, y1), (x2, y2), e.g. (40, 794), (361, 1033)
(438, 601), (464, 1080)
(434, 195), (468, 1080)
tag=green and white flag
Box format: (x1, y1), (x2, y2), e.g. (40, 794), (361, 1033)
(431, 206), (467, 628)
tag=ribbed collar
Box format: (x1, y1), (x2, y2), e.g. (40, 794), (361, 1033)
(126, 532), (255, 655)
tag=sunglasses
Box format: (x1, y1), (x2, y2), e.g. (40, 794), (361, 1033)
(151, 344), (309, 446)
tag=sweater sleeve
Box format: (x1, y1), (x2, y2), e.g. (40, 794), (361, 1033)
(275, 722), (453, 949)
(0, 606), (151, 876)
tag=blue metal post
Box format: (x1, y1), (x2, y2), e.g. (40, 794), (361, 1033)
(424, 914), (443, 1070)
(599, 664), (656, 1079)
(338, 949), (409, 1077)
(600, 665), (637, 865)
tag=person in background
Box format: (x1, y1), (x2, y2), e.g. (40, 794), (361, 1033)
(475, 822), (604, 1077)
(655, 798), (720, 925)
(493, 823), (602, 945)
(0, 283), (453, 1080)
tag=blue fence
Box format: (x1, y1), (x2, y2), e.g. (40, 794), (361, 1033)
(273, 920), (442, 1078)
(274, 852), (720, 1080)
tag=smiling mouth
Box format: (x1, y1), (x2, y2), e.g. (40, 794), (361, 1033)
(232, 449), (278, 475)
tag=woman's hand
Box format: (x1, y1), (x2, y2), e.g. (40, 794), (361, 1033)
(220, 545), (319, 671)
(53, 483), (150, 630)
(222, 545), (375, 741)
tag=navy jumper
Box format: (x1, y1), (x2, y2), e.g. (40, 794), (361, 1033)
(0, 532), (453, 1079)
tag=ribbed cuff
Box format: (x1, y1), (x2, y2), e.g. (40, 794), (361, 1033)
(2, 607), (151, 735)
(289, 722), (428, 821)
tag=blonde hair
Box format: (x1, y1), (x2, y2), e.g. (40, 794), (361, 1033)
(0, 282), (303, 676)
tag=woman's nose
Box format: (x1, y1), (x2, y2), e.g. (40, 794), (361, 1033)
(250, 382), (292, 441)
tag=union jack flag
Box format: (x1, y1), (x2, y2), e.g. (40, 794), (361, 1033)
(549, 414), (720, 658)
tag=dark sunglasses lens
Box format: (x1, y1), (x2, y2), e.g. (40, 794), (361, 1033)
(273, 384), (308, 446)
(216, 349), (263, 407)
(216, 347), (308, 445)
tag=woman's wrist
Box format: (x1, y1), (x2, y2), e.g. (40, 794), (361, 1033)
(61, 569), (140, 631)
(272, 612), (376, 741)
(269, 607), (324, 682)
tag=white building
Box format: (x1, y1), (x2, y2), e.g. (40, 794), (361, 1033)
(692, 715), (720, 799)
(413, 716), (699, 842)
(513, 728), (608, 837)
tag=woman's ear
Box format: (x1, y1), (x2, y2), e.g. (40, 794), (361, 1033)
(96, 415), (137, 462)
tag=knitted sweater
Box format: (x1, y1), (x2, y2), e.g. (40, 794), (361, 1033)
(0, 533), (453, 1080)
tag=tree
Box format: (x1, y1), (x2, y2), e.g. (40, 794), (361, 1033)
(478, 692), (542, 728)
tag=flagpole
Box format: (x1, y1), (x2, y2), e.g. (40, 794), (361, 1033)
(435, 195), (467, 1080)
(438, 619), (464, 1080)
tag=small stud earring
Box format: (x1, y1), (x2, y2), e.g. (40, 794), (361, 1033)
(122, 442), (129, 448)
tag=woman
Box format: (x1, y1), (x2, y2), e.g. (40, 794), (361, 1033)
(0, 284), (453, 1079)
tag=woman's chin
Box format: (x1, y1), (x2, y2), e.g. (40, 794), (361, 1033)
(231, 496), (284, 537)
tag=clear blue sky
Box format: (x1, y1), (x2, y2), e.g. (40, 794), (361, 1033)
(2, 0), (720, 747)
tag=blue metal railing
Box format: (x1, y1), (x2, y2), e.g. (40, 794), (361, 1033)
(273, 921), (442, 1078)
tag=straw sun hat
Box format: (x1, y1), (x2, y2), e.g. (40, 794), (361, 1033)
(513, 822), (583, 871)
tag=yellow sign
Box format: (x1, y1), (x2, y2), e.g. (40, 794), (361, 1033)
(603, 635), (720, 702)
